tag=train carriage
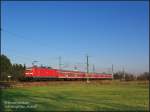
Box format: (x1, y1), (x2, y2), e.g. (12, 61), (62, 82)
(24, 66), (113, 80)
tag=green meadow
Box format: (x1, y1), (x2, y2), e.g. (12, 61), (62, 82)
(1, 81), (149, 111)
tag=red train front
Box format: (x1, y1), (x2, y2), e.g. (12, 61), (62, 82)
(24, 66), (112, 80)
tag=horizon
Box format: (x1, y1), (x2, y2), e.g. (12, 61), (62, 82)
(1, 1), (149, 75)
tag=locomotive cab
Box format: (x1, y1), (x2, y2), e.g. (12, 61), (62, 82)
(24, 68), (33, 77)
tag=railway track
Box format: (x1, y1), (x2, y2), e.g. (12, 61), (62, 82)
(0, 80), (111, 89)
(1, 80), (146, 89)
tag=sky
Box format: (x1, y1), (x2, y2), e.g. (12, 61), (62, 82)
(1, 1), (149, 74)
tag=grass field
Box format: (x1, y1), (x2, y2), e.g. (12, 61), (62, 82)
(0, 80), (149, 111)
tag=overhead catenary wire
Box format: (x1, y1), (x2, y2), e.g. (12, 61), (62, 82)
(1, 28), (117, 73)
(1, 28), (52, 48)
(1, 28), (61, 66)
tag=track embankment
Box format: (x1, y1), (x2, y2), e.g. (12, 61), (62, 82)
(0, 80), (149, 89)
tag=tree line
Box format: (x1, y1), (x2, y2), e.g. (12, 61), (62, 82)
(113, 71), (149, 81)
(0, 54), (149, 81)
(1, 54), (25, 81)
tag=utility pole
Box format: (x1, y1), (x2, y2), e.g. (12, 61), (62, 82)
(23, 63), (26, 69)
(123, 66), (125, 81)
(93, 64), (95, 73)
(86, 55), (90, 83)
(74, 65), (77, 71)
(58, 56), (62, 70)
(112, 64), (114, 80)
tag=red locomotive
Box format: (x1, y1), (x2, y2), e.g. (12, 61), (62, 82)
(24, 66), (112, 80)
